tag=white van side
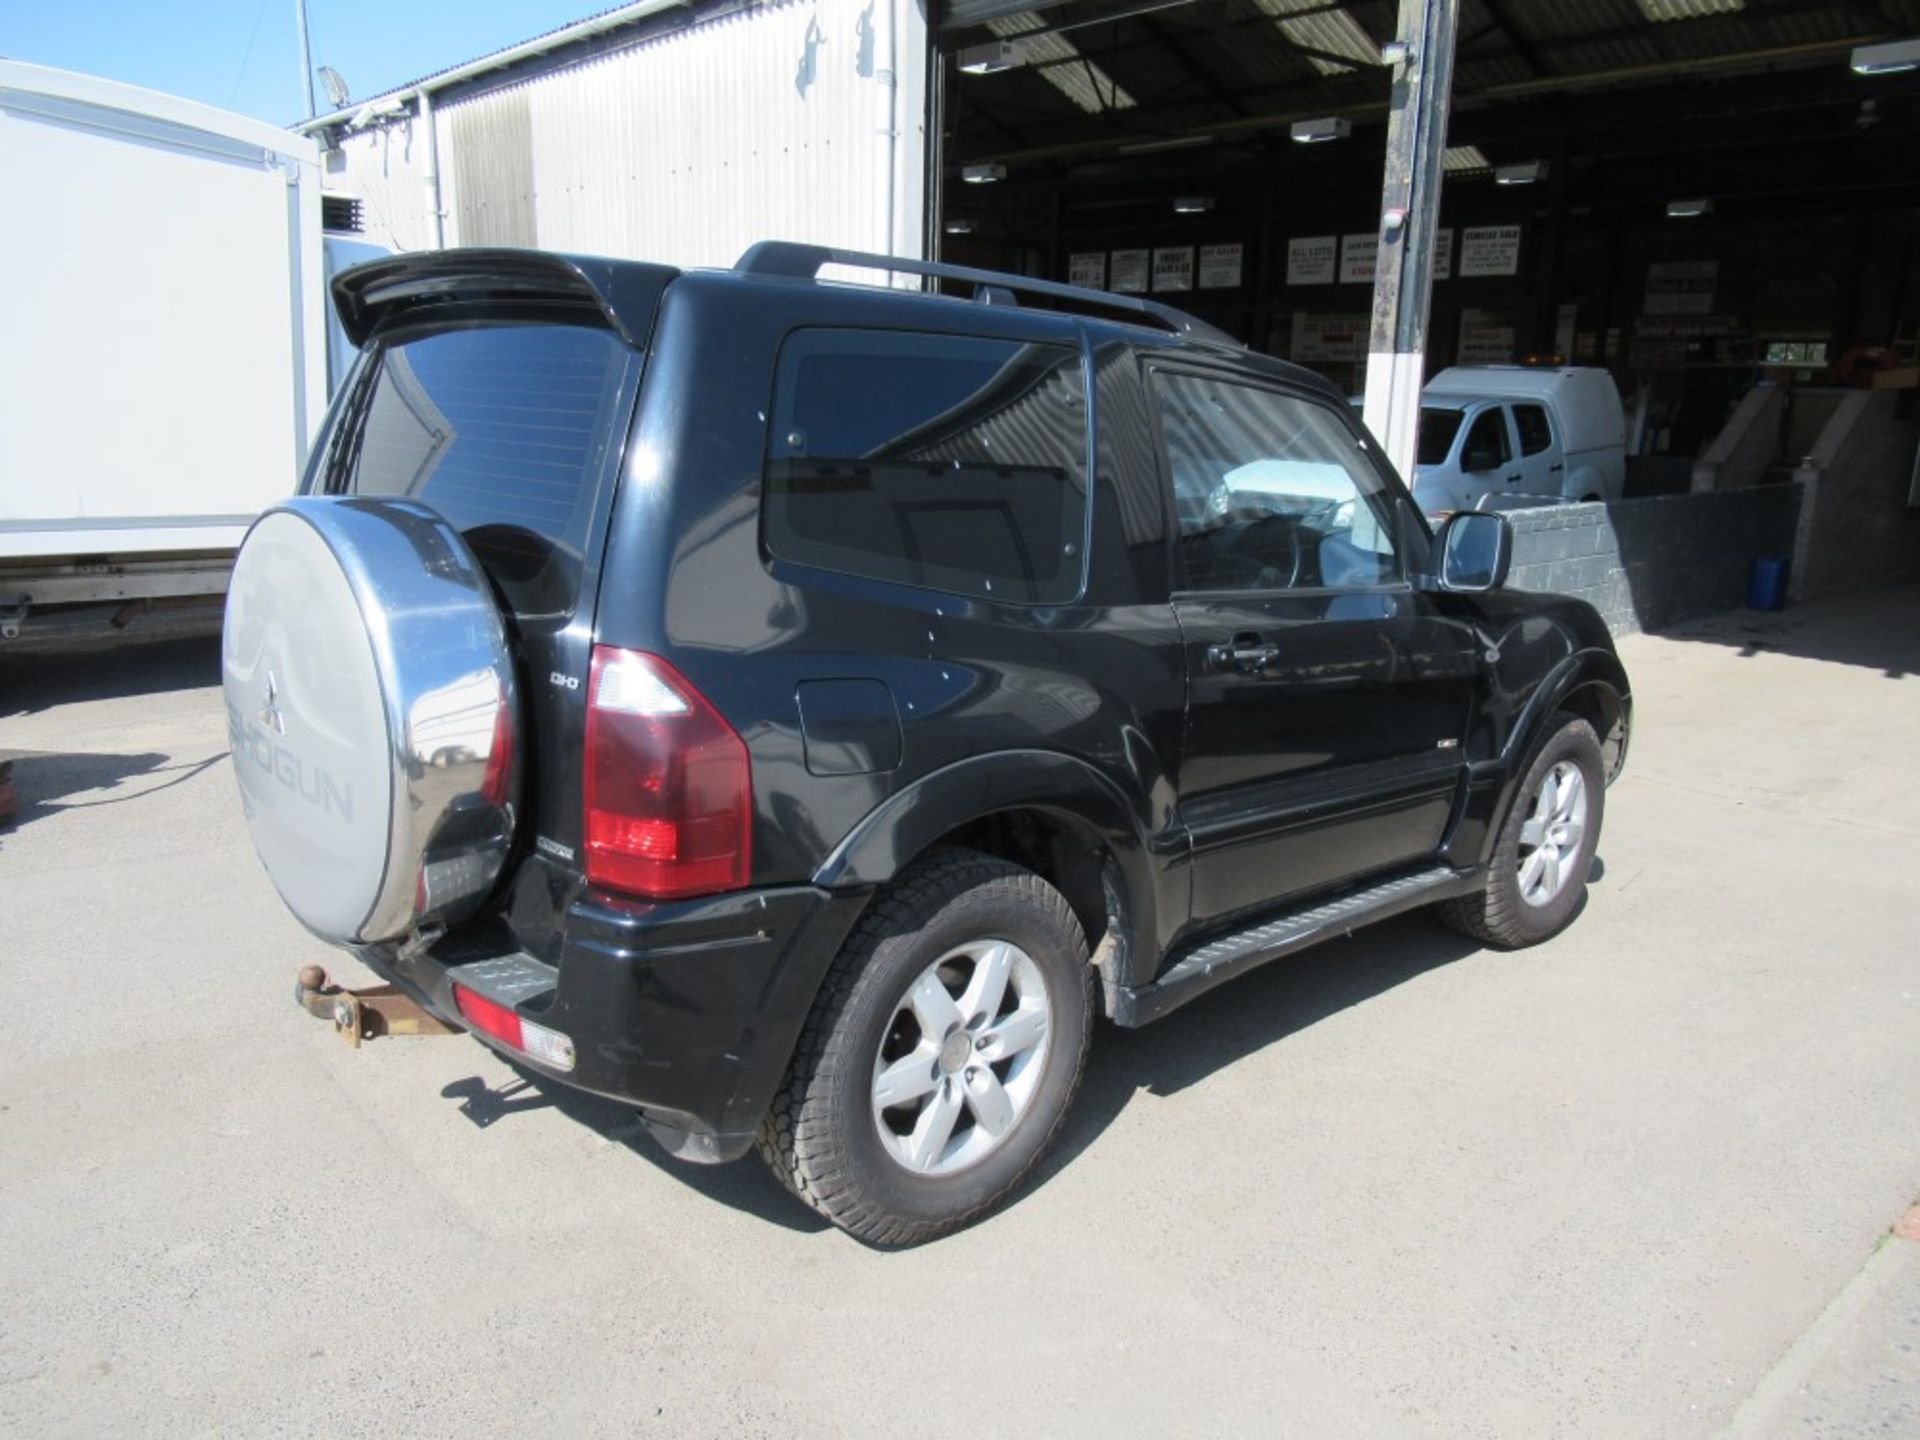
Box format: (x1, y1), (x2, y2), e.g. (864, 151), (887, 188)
(1411, 366), (1627, 517)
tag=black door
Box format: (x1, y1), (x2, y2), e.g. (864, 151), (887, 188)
(1147, 364), (1482, 928)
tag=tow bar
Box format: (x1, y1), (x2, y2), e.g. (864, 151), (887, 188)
(295, 964), (460, 1047)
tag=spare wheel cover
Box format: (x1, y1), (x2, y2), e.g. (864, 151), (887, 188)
(222, 497), (522, 945)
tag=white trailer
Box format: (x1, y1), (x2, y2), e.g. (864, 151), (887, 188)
(0, 61), (327, 640)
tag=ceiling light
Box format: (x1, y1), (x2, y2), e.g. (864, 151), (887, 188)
(1850, 38), (1920, 75)
(1666, 197), (1712, 218)
(944, 219), (975, 235)
(1443, 145), (1491, 173)
(961, 163), (1006, 184)
(1291, 116), (1351, 144)
(1173, 196), (1214, 214)
(957, 40), (1025, 74)
(1495, 161), (1547, 185)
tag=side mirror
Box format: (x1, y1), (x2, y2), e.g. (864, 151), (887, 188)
(1464, 444), (1501, 473)
(1438, 511), (1512, 592)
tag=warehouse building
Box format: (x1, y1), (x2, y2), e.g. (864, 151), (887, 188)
(310, 0), (1920, 621)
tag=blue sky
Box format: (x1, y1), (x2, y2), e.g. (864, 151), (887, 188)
(3, 1), (603, 125)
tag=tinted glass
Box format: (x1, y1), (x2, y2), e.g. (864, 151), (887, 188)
(1462, 408), (1511, 470)
(343, 322), (633, 616)
(1513, 402), (1552, 456)
(764, 330), (1088, 604)
(1417, 406), (1465, 466)
(1152, 372), (1400, 592)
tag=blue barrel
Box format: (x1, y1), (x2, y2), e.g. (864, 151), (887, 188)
(1747, 555), (1788, 611)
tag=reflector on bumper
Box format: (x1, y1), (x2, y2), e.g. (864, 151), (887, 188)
(452, 984), (576, 1072)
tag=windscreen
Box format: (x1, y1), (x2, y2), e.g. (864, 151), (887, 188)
(1417, 406), (1465, 467)
(338, 321), (636, 616)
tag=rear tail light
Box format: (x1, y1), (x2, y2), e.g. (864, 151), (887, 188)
(583, 646), (752, 900)
(452, 984), (576, 1072)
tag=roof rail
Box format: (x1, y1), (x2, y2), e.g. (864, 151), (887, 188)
(734, 241), (1241, 348)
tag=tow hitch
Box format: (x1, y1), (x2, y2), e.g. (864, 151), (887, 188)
(295, 964), (460, 1047)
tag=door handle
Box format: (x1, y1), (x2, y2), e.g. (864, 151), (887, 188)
(1207, 633), (1280, 674)
(1549, 462), (1564, 472)
(1504, 472), (1522, 483)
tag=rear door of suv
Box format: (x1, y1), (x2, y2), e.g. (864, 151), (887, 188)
(315, 305), (648, 950)
(1146, 359), (1483, 928)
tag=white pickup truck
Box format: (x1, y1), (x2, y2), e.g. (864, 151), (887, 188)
(1410, 366), (1626, 519)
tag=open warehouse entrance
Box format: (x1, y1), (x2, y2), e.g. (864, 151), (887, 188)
(935, 0), (1920, 610)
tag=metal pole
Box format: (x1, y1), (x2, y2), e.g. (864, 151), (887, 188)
(418, 87), (444, 250)
(1361, 0), (1459, 483)
(294, 0), (317, 120)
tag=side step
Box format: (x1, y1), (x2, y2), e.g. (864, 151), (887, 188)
(1111, 866), (1472, 1028)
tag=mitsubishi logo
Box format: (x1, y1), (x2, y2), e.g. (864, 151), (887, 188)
(260, 670), (285, 736)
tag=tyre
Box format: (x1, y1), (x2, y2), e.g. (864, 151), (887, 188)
(1439, 712), (1604, 949)
(222, 497), (521, 945)
(757, 849), (1095, 1246)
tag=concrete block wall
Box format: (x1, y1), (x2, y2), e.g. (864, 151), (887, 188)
(1505, 486), (1802, 636)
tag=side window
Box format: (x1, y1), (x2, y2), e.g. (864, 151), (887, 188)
(1462, 408), (1512, 471)
(1150, 371), (1401, 592)
(1513, 403), (1553, 457)
(763, 329), (1088, 604)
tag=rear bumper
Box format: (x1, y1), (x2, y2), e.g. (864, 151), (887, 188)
(355, 882), (870, 1162)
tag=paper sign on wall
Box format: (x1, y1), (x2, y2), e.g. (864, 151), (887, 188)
(1198, 243), (1243, 289)
(1290, 313), (1369, 363)
(1459, 225), (1521, 277)
(1555, 303), (1579, 357)
(1287, 235), (1337, 285)
(1434, 227), (1454, 281)
(1458, 307), (1515, 363)
(1152, 246), (1194, 292)
(1068, 252), (1106, 289)
(1644, 260), (1716, 316)
(1340, 232), (1379, 284)
(1110, 249), (1149, 293)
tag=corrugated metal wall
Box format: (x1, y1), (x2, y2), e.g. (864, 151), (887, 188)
(324, 117), (439, 253)
(325, 0), (927, 267)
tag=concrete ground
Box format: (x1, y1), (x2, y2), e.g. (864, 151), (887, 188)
(1, 586), (1916, 1438)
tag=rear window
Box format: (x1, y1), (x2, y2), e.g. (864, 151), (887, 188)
(337, 321), (635, 616)
(763, 329), (1089, 604)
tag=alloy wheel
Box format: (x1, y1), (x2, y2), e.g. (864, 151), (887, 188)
(1516, 760), (1589, 908)
(870, 939), (1052, 1176)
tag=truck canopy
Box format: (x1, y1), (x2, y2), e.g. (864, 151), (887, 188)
(1424, 366), (1624, 458)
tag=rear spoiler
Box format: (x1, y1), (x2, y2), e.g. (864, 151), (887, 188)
(331, 248), (677, 348)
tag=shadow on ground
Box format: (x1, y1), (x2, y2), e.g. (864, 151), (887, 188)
(0, 630), (222, 719)
(1653, 581), (1920, 679)
(439, 1070), (831, 1233)
(433, 901), (1503, 1240)
(0, 749), (229, 837)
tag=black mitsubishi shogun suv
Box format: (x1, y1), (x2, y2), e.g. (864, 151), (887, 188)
(223, 242), (1630, 1245)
